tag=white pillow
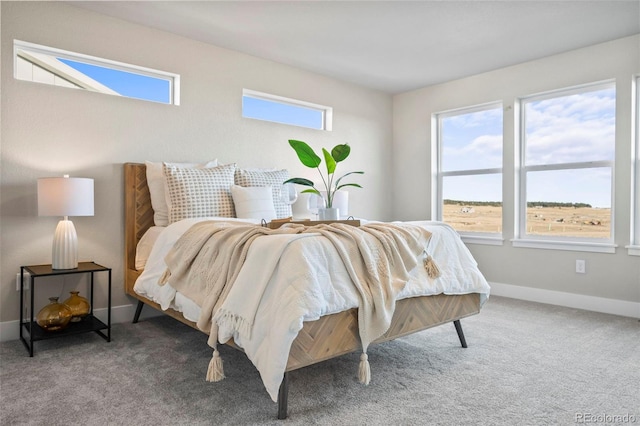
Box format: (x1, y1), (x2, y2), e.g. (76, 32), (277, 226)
(234, 168), (292, 219)
(231, 185), (277, 221)
(145, 159), (218, 226)
(163, 163), (236, 223)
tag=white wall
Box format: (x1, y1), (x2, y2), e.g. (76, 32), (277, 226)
(393, 35), (640, 309)
(2, 2), (637, 332)
(0, 2), (392, 323)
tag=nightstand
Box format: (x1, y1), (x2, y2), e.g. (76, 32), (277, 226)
(19, 261), (111, 356)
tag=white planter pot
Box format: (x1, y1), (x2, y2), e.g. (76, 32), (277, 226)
(318, 207), (340, 221)
(320, 190), (349, 218)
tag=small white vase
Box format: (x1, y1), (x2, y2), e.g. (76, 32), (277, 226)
(320, 191), (349, 218)
(318, 207), (340, 221)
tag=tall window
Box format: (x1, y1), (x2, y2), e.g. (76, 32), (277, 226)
(14, 40), (180, 105)
(517, 81), (615, 251)
(242, 89), (332, 131)
(434, 103), (503, 240)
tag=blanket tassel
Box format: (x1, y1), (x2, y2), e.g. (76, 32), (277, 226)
(206, 348), (225, 382)
(424, 255), (441, 279)
(358, 353), (371, 385)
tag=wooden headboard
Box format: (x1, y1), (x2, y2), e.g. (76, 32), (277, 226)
(124, 163), (154, 296)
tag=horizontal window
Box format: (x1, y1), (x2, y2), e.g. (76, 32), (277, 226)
(242, 89), (332, 130)
(14, 40), (179, 105)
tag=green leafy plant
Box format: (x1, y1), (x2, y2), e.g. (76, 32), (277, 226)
(284, 139), (363, 208)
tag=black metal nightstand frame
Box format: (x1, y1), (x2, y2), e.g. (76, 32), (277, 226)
(19, 261), (112, 356)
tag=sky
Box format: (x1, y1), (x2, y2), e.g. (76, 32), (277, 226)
(242, 96), (324, 130)
(441, 106), (503, 204)
(441, 86), (615, 208)
(58, 58), (171, 104)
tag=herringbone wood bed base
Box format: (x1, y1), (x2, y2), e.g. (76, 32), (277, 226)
(287, 292), (479, 370)
(123, 162), (481, 417)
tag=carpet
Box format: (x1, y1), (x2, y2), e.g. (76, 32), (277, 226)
(1, 296), (638, 425)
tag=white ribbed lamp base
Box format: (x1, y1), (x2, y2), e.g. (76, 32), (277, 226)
(52, 219), (78, 270)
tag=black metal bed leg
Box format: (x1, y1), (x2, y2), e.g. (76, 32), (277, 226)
(132, 301), (144, 324)
(453, 320), (467, 348)
(277, 372), (289, 420)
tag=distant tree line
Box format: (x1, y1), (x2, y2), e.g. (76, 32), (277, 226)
(444, 200), (501, 207)
(443, 199), (592, 208)
(526, 201), (592, 208)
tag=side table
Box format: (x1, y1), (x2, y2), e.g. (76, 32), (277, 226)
(19, 261), (111, 356)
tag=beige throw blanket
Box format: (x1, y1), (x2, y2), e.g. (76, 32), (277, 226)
(159, 221), (306, 340)
(307, 223), (431, 354)
(160, 220), (432, 383)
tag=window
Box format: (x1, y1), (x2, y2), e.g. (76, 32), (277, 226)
(434, 103), (503, 242)
(515, 81), (615, 252)
(631, 76), (640, 256)
(14, 40), (180, 105)
(242, 89), (332, 130)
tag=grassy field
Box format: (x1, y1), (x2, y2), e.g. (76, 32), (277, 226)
(444, 204), (611, 238)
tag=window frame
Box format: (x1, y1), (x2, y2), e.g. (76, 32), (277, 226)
(629, 75), (640, 256)
(513, 80), (616, 253)
(242, 89), (332, 131)
(432, 101), (504, 245)
(13, 39), (180, 105)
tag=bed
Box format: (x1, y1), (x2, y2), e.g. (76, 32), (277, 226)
(123, 162), (490, 419)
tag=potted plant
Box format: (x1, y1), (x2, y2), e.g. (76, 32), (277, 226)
(284, 139), (363, 220)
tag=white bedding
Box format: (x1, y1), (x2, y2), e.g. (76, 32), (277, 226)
(134, 218), (490, 401)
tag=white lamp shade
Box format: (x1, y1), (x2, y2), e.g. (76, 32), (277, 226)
(38, 177), (94, 217)
(38, 176), (94, 269)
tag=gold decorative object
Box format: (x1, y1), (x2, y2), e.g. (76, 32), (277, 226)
(36, 297), (72, 331)
(63, 291), (91, 322)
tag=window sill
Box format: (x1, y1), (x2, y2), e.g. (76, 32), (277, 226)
(626, 245), (640, 256)
(460, 234), (504, 246)
(512, 238), (616, 253)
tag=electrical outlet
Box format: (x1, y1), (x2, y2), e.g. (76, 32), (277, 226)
(16, 272), (30, 291)
(575, 259), (586, 274)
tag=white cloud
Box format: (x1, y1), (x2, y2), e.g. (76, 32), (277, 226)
(525, 89), (615, 165)
(445, 134), (502, 169)
(442, 106), (503, 170)
(448, 107), (502, 129)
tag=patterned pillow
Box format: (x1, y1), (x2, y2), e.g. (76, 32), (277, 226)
(145, 159), (218, 226)
(164, 163), (236, 223)
(234, 168), (291, 218)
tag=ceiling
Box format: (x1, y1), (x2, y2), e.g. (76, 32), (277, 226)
(71, 1), (640, 94)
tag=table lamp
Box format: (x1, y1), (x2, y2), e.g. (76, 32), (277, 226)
(37, 175), (94, 269)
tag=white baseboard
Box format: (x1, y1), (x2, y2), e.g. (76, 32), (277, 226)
(0, 303), (162, 343)
(489, 281), (640, 319)
(2, 286), (638, 343)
